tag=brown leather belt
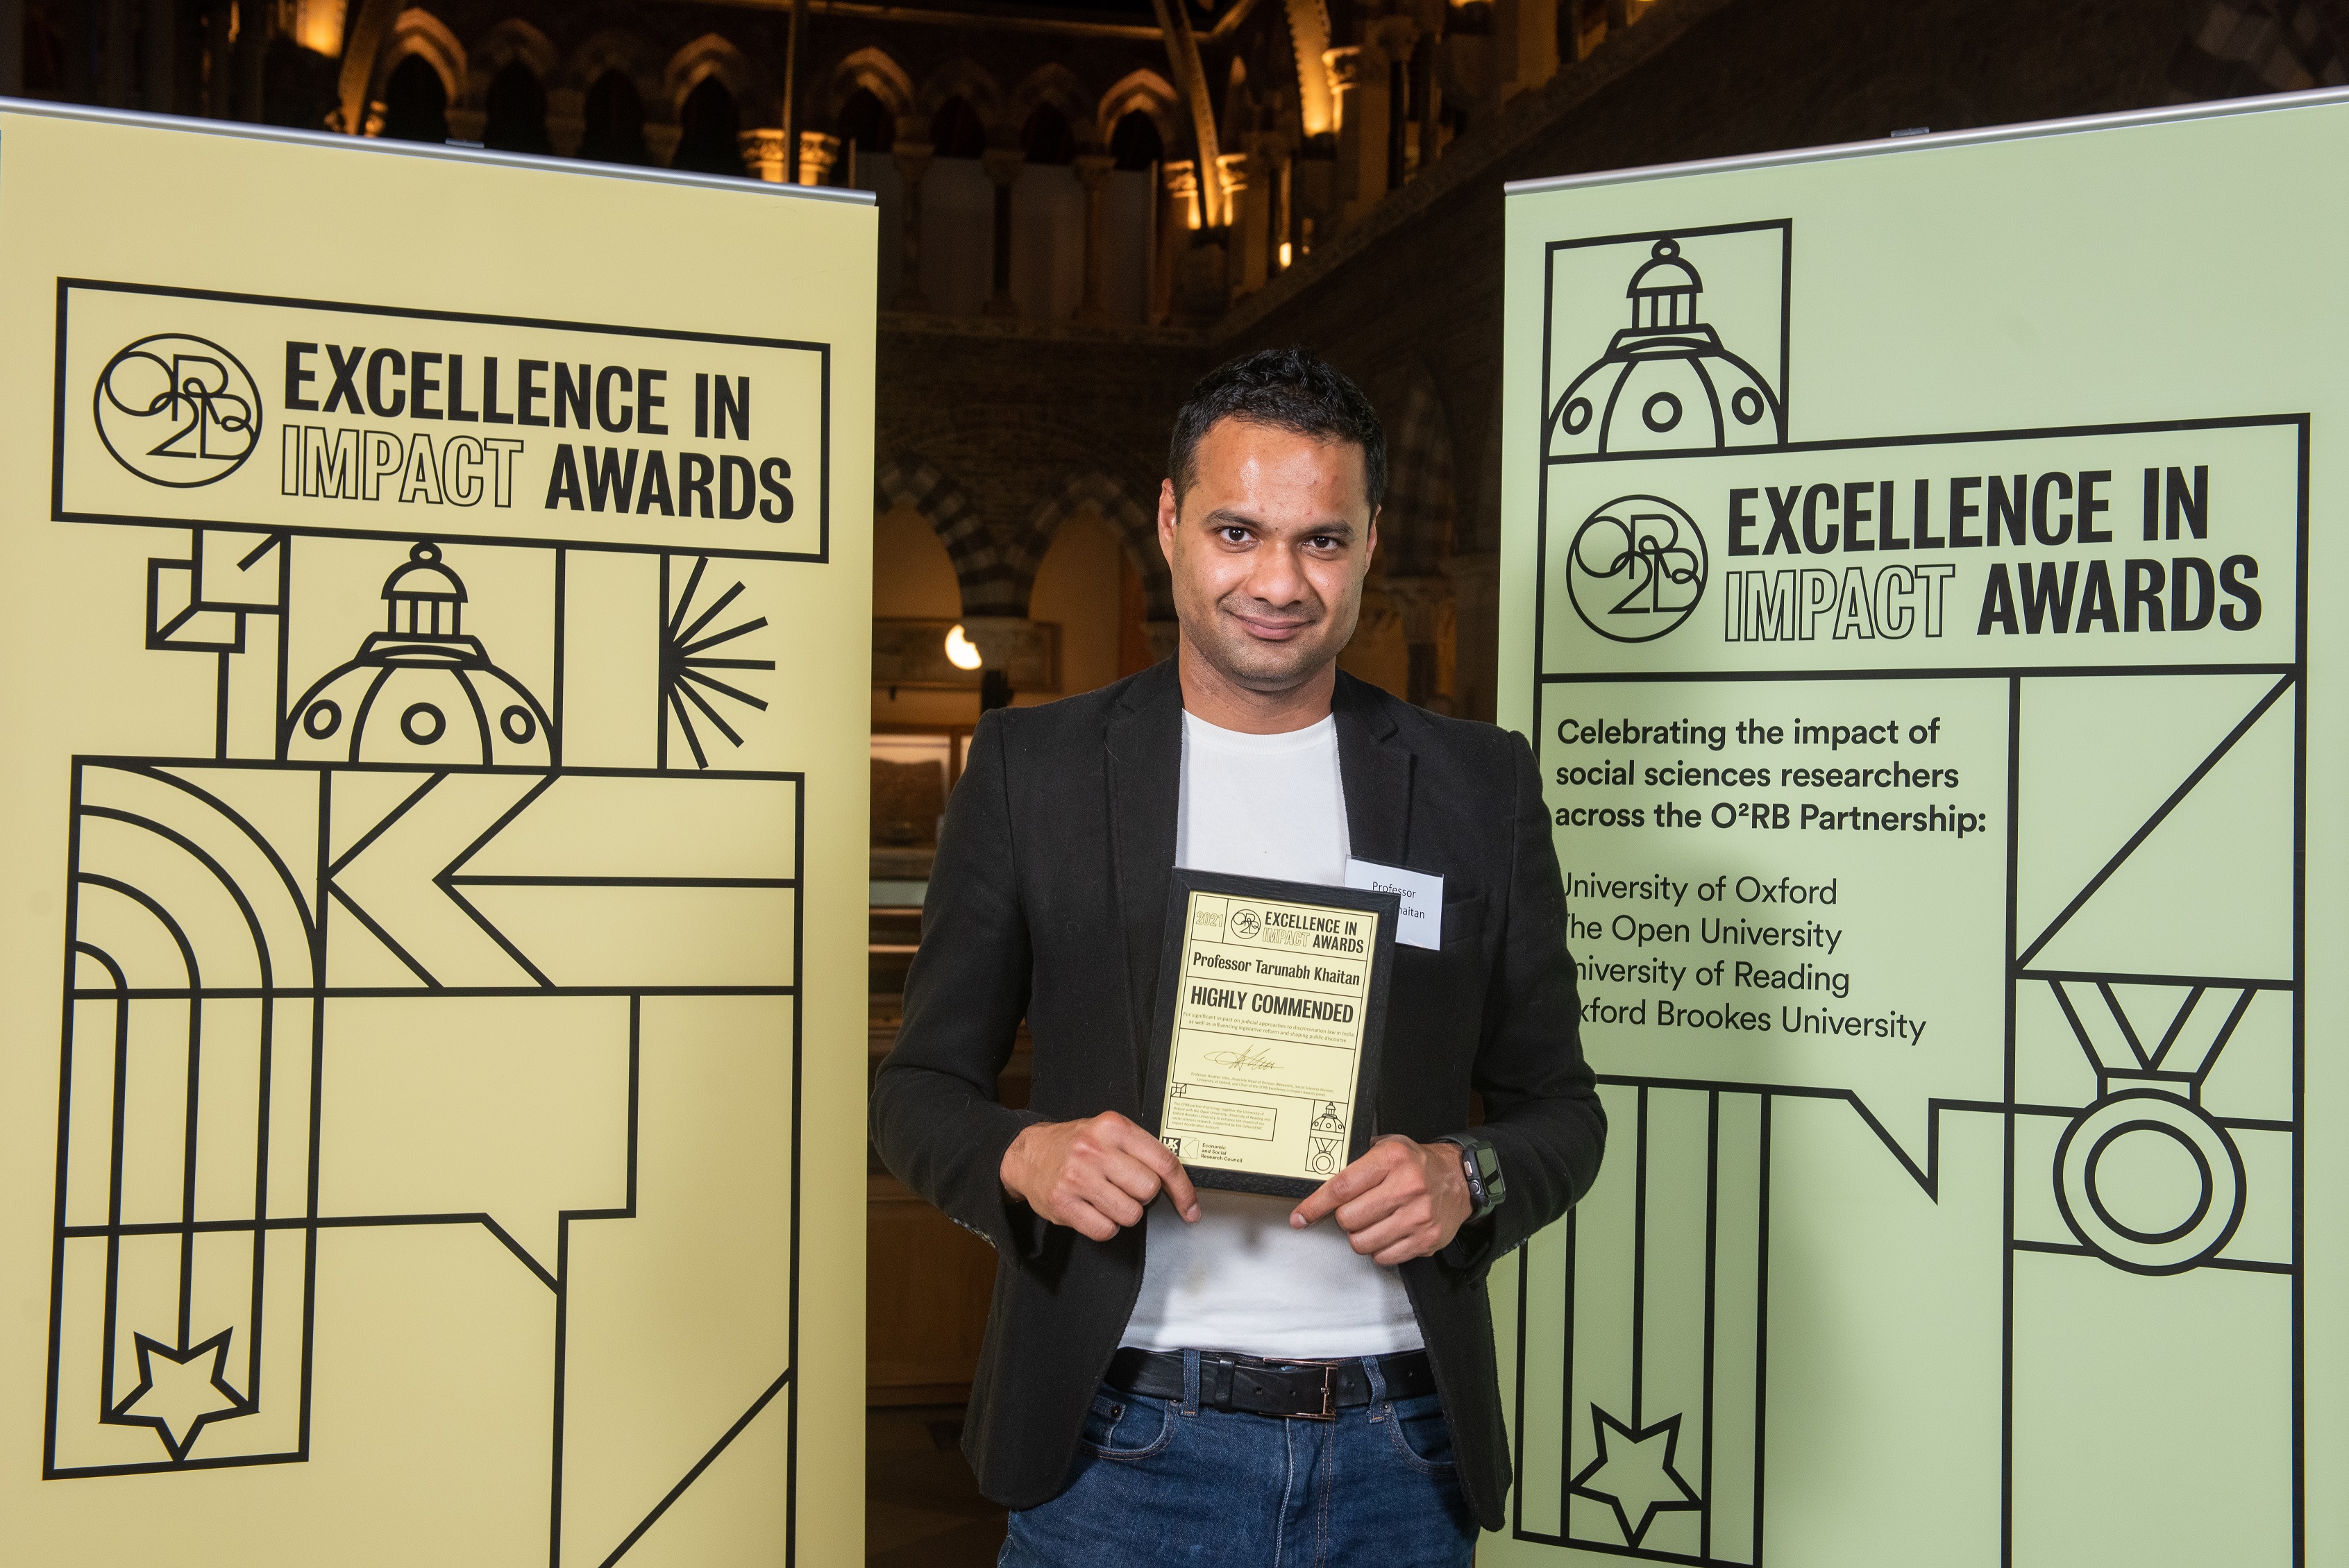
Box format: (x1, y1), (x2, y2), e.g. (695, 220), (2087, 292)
(1104, 1347), (1437, 1420)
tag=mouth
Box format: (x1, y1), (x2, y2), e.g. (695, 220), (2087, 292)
(1227, 609), (1316, 642)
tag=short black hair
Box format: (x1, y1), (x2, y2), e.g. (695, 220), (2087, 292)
(1168, 347), (1387, 512)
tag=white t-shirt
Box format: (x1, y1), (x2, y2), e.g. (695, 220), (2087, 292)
(1118, 711), (1424, 1358)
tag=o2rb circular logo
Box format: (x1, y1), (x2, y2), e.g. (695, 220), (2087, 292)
(93, 333), (262, 487)
(1565, 494), (1708, 642)
(1231, 909), (1262, 938)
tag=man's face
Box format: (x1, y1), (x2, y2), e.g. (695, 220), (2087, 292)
(1157, 417), (1379, 693)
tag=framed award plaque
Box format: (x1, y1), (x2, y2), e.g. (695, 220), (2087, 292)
(1142, 868), (1401, 1200)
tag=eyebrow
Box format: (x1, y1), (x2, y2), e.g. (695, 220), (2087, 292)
(1202, 508), (1357, 541)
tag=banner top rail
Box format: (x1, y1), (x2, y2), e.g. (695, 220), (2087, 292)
(1504, 81), (2349, 197)
(0, 95), (879, 206)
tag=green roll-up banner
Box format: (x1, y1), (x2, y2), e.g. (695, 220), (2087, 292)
(1492, 92), (2340, 1565)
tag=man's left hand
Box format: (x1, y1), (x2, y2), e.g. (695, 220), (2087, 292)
(1288, 1134), (1472, 1265)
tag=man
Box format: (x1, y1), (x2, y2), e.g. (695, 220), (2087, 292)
(872, 348), (1604, 1564)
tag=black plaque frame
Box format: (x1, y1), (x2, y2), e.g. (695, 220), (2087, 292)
(1143, 867), (1401, 1201)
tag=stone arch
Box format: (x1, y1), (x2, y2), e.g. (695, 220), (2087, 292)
(334, 0), (403, 133)
(825, 47), (914, 128)
(1012, 65), (1098, 152)
(370, 7), (464, 108)
(1029, 471), (1172, 621)
(876, 453), (1020, 616)
(458, 17), (555, 110)
(914, 59), (1009, 145)
(1095, 68), (1181, 155)
(558, 28), (664, 104)
(664, 33), (777, 126)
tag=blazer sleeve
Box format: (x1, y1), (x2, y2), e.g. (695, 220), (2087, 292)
(869, 710), (1049, 1259)
(1442, 728), (1606, 1273)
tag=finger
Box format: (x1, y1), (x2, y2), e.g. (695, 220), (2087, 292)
(1097, 1150), (1170, 1205)
(1076, 1176), (1147, 1229)
(1109, 1117), (1200, 1220)
(1158, 1158), (1200, 1220)
(1049, 1195), (1122, 1243)
(1372, 1234), (1439, 1267)
(1333, 1182), (1411, 1236)
(1345, 1208), (1422, 1254)
(1290, 1143), (1405, 1227)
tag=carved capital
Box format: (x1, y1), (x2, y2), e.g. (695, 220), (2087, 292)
(981, 148), (1027, 187)
(739, 127), (789, 183)
(1072, 151), (1117, 190)
(1245, 130), (1293, 162)
(1368, 15), (1422, 58)
(1215, 150), (1253, 200)
(892, 141), (935, 183)
(798, 130), (842, 185)
(1322, 44), (1372, 93)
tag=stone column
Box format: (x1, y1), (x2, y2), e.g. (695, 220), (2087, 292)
(1154, 160), (1199, 325)
(1494, 0), (1558, 103)
(647, 122), (684, 167)
(739, 128), (790, 183)
(1322, 45), (1386, 230)
(891, 140), (935, 311)
(1568, 0), (1600, 60)
(0, 0), (21, 98)
(1218, 151), (1264, 297)
(546, 88), (586, 156)
(235, 0), (273, 122)
(981, 148), (1025, 319)
(100, 0), (135, 108)
(1413, 35), (1442, 178)
(142, 0), (175, 114)
(1369, 16), (1421, 193)
(203, 1), (233, 119)
(798, 130), (842, 186)
(1073, 153), (1115, 324)
(1272, 142), (1294, 268)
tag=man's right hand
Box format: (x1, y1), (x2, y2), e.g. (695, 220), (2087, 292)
(1000, 1112), (1201, 1241)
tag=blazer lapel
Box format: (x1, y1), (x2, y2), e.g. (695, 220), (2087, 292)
(1104, 661), (1184, 1086)
(1334, 671), (1413, 869)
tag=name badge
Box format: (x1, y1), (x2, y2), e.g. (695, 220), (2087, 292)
(1343, 857), (1444, 950)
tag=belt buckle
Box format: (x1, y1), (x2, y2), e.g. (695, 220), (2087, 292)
(1283, 1362), (1337, 1422)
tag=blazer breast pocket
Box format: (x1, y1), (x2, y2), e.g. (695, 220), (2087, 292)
(1438, 892), (1488, 949)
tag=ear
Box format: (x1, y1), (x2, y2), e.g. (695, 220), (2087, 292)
(1156, 477), (1179, 557)
(1365, 505), (1380, 567)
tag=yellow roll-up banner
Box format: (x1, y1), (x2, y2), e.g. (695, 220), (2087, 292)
(0, 104), (874, 1564)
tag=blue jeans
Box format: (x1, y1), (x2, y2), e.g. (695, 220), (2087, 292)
(999, 1353), (1477, 1567)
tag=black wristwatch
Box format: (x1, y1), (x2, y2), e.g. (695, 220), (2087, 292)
(1433, 1133), (1505, 1224)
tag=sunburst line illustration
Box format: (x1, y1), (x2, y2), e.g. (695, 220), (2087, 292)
(661, 555), (775, 769)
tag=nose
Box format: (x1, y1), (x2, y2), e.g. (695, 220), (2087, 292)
(1239, 539), (1311, 611)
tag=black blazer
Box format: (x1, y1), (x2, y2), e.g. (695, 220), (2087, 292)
(870, 660), (1605, 1530)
